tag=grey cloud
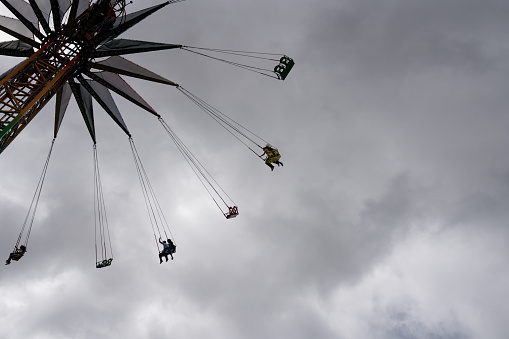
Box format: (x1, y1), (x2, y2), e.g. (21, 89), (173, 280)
(308, 0), (509, 78)
(371, 303), (471, 339)
(2, 0), (509, 338)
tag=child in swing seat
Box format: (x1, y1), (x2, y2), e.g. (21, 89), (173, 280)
(5, 245), (27, 265)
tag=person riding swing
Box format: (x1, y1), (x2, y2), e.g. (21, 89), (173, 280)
(5, 245), (27, 265)
(260, 144), (283, 171)
(159, 238), (176, 263)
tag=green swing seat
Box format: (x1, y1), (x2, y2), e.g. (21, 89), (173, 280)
(274, 56), (295, 80)
(96, 258), (113, 268)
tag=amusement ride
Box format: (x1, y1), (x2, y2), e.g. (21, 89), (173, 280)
(0, 0), (294, 267)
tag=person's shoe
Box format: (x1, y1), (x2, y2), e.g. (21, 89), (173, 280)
(280, 162), (283, 166)
(5, 261), (10, 265)
(159, 260), (163, 264)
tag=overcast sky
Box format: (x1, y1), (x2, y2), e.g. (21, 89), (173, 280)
(1, 0), (509, 338)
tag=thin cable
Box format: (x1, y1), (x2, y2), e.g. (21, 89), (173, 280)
(94, 144), (99, 264)
(93, 144), (113, 262)
(141, 158), (171, 240)
(161, 119), (224, 210)
(178, 87), (271, 159)
(15, 138), (55, 250)
(129, 138), (176, 249)
(179, 89), (258, 150)
(182, 45), (282, 58)
(160, 118), (237, 205)
(181, 48), (279, 79)
(182, 88), (270, 146)
(138, 140), (175, 242)
(159, 118), (237, 216)
(129, 138), (161, 249)
(182, 89), (262, 146)
(136, 144), (167, 237)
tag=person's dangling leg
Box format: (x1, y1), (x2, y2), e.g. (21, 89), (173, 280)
(5, 253), (14, 265)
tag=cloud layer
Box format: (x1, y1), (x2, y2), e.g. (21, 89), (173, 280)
(2, 0), (509, 338)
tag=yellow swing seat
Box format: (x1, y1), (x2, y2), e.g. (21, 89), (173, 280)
(265, 149), (281, 164)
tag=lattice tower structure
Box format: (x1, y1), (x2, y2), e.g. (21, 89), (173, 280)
(0, 35), (83, 151)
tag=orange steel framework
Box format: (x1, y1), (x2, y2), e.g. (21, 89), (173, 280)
(0, 35), (82, 152)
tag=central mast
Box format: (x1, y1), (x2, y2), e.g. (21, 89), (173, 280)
(0, 0), (126, 152)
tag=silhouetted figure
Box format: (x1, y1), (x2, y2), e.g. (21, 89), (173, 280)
(159, 238), (176, 263)
(260, 145), (283, 171)
(5, 245), (27, 265)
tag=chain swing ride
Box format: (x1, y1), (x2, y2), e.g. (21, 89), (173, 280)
(0, 0), (294, 267)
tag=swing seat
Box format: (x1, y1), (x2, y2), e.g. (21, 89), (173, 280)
(11, 253), (24, 261)
(274, 56), (295, 80)
(265, 149), (281, 164)
(225, 206), (239, 219)
(160, 245), (176, 255)
(96, 258), (113, 268)
(266, 154), (281, 164)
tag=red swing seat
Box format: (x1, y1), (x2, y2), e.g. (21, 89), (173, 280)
(225, 206), (239, 219)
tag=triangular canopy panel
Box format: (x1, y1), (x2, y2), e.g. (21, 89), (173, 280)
(92, 71), (157, 114)
(54, 82), (72, 135)
(0, 40), (33, 56)
(0, 15), (33, 39)
(57, 0), (72, 22)
(86, 79), (131, 137)
(98, 3), (168, 44)
(3, 0), (40, 30)
(80, 84), (95, 140)
(34, 0), (52, 24)
(92, 56), (177, 85)
(69, 79), (96, 143)
(79, 84), (95, 142)
(92, 39), (181, 57)
(75, 0), (90, 18)
(112, 5), (157, 29)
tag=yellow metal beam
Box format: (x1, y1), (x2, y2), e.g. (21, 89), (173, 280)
(0, 36), (82, 153)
